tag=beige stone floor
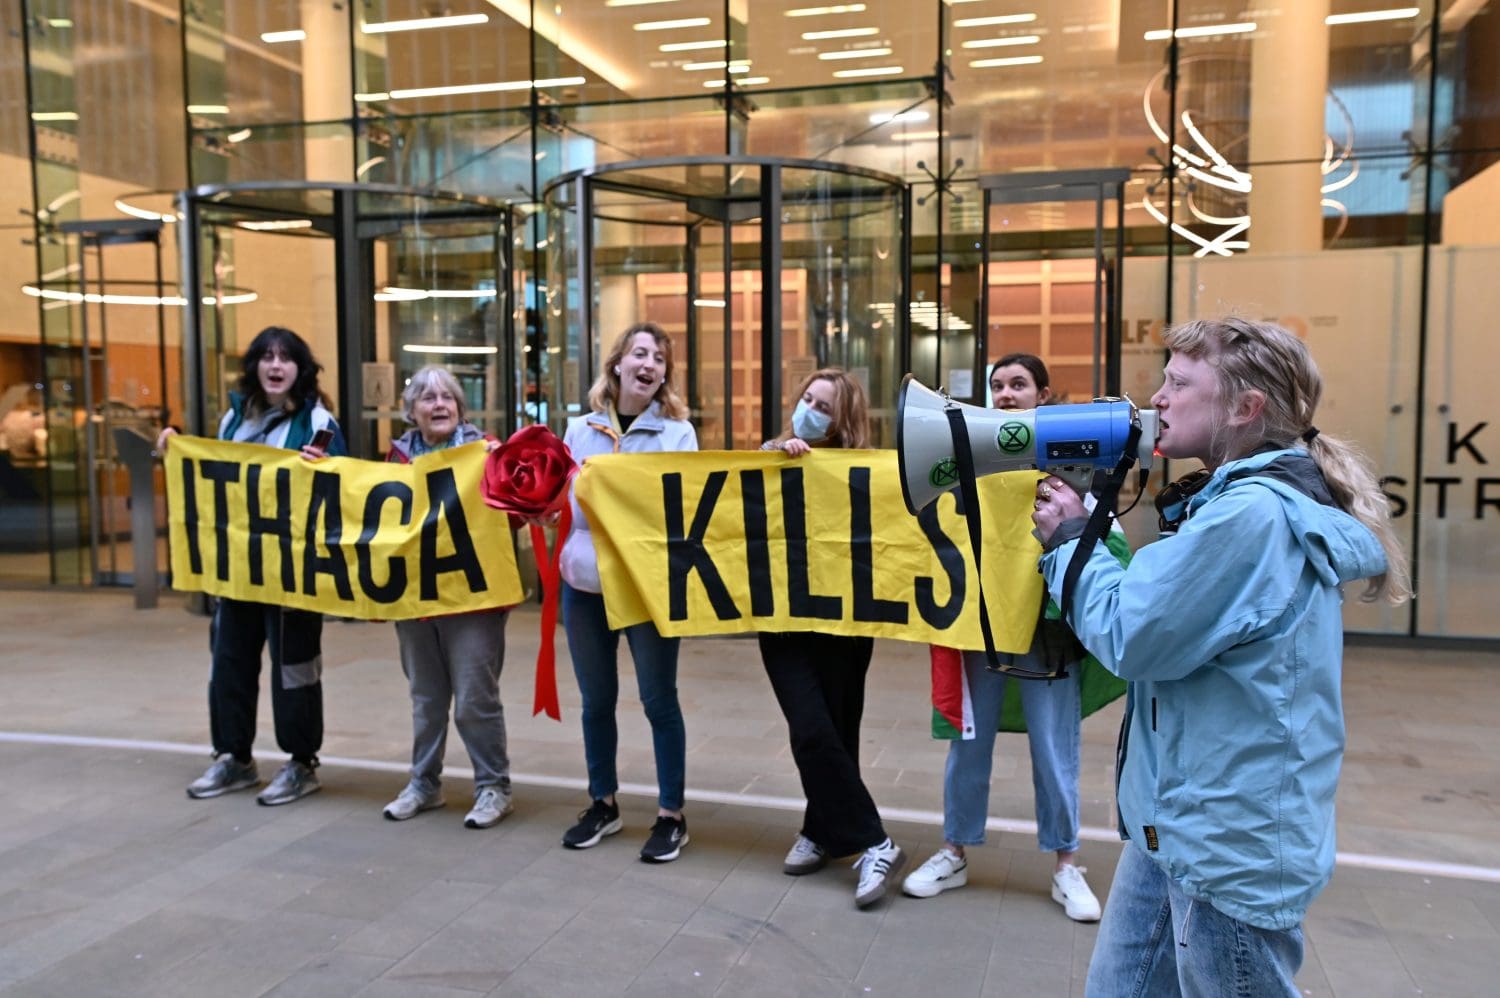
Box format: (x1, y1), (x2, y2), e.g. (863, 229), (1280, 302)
(1, 589), (1497, 996)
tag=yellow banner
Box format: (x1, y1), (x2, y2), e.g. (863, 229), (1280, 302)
(164, 436), (524, 619)
(576, 450), (1044, 650)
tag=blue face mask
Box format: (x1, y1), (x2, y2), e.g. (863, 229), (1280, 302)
(792, 399), (832, 443)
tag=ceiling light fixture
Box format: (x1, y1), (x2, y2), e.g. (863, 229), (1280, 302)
(260, 29), (306, 43)
(387, 77), (585, 99)
(238, 219), (314, 231)
(681, 60), (750, 71)
(961, 35), (1041, 48)
(785, 5), (867, 17)
(870, 110), (929, 124)
(693, 299), (726, 308)
(832, 65), (903, 78)
(818, 47), (893, 60)
(970, 55), (1043, 67)
(954, 14), (1037, 28)
(355, 92), (391, 102)
(1144, 22), (1257, 40)
(30, 111), (79, 122)
(187, 104), (230, 114)
(401, 345), (500, 355)
(703, 76), (770, 86)
(226, 127), (253, 143)
(605, 0), (681, 6)
(801, 27), (878, 39)
(362, 13), (490, 34)
(633, 17), (711, 30)
(659, 39), (726, 51)
(1325, 7), (1419, 24)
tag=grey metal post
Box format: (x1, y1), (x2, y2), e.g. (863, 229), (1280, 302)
(113, 427), (159, 609)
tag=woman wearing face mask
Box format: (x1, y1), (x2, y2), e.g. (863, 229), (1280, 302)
(557, 322), (698, 863)
(903, 353), (1124, 923)
(160, 325), (346, 807)
(759, 368), (906, 908)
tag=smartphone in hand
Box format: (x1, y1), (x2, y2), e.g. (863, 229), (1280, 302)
(309, 427), (335, 451)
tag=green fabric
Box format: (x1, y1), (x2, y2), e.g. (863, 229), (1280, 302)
(932, 529), (1131, 737)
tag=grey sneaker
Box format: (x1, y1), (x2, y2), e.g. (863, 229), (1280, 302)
(783, 834), (828, 875)
(186, 756), (259, 799)
(854, 838), (906, 908)
(464, 786), (513, 829)
(383, 784), (444, 821)
(256, 760), (320, 806)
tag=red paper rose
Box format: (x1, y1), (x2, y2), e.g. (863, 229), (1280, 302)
(481, 424), (577, 518)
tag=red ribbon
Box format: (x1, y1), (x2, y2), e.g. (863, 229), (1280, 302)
(529, 503), (570, 720)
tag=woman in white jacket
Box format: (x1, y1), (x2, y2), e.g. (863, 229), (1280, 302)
(557, 322), (698, 863)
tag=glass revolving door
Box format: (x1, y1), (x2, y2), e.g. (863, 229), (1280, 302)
(542, 157), (909, 448)
(164, 182), (525, 458)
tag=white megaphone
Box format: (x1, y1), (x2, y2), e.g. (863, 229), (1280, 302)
(896, 374), (1159, 516)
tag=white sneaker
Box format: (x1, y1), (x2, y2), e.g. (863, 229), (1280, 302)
(464, 786), (513, 829)
(783, 834), (828, 875)
(1051, 864), (1102, 922)
(902, 847), (969, 898)
(853, 838), (906, 908)
(383, 784), (444, 821)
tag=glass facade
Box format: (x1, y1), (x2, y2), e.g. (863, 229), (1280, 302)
(4, 1), (1497, 639)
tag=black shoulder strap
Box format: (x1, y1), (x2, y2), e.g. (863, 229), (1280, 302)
(944, 406), (1007, 675)
(1059, 421), (1142, 619)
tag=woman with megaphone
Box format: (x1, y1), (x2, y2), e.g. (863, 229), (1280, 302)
(902, 353), (1123, 923)
(759, 368), (908, 909)
(1032, 318), (1409, 997)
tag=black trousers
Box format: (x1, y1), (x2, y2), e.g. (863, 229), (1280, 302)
(759, 631), (886, 857)
(209, 598), (324, 763)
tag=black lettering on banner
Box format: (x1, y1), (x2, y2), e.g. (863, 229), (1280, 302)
(1478, 478), (1500, 519)
(740, 469), (775, 617)
(663, 471), (742, 622)
(357, 481), (413, 604)
(180, 456), (202, 574)
(303, 470), (355, 600)
(199, 459), (241, 582)
(914, 495), (965, 629)
(780, 466), (842, 620)
(418, 467), (487, 600)
(1447, 422), (1488, 464)
(1380, 476), (1408, 519)
(1428, 476), (1461, 519)
(245, 464), (294, 590)
(848, 467), (907, 624)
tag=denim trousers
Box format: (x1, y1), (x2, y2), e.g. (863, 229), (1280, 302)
(209, 597), (324, 763)
(1086, 842), (1304, 998)
(758, 631), (886, 857)
(561, 582), (686, 810)
(394, 609), (510, 798)
(942, 649), (1081, 852)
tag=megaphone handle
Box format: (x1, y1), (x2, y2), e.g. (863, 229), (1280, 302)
(1058, 421), (1143, 620)
(944, 405), (1007, 676)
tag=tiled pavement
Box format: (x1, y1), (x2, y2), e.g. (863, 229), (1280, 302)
(1, 590), (1498, 996)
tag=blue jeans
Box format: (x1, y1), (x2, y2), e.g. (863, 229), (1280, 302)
(943, 649), (1081, 852)
(1086, 842), (1303, 998)
(561, 582), (686, 810)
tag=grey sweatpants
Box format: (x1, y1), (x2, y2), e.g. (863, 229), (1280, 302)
(394, 609), (511, 797)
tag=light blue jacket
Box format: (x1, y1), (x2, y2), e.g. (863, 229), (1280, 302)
(1040, 448), (1387, 930)
(559, 402), (698, 593)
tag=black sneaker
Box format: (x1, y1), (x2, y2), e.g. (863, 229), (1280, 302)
(562, 798), (622, 849)
(639, 815), (689, 863)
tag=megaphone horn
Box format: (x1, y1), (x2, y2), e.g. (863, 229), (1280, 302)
(895, 374), (1158, 516)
